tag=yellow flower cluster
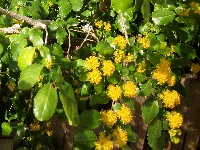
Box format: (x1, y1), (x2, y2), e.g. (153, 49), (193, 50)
(46, 130), (53, 136)
(125, 53), (134, 63)
(137, 34), (150, 49)
(95, 20), (111, 31)
(102, 60), (115, 76)
(191, 63), (200, 74)
(106, 84), (122, 101)
(87, 69), (102, 84)
(85, 56), (100, 70)
(152, 58), (176, 86)
(167, 112), (183, 129)
(100, 110), (117, 126)
(104, 22), (111, 31)
(123, 81), (137, 98)
(85, 56), (102, 84)
(168, 129), (182, 144)
(44, 56), (53, 69)
(7, 80), (16, 91)
(95, 132), (113, 150)
(190, 2), (200, 14)
(113, 35), (127, 50)
(179, 8), (190, 16)
(137, 62), (146, 73)
(116, 105), (133, 124)
(112, 127), (128, 148)
(113, 50), (125, 63)
(159, 90), (180, 109)
(29, 122), (41, 131)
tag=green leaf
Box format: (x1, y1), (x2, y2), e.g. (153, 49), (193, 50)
(174, 43), (196, 60)
(18, 47), (35, 70)
(30, 35), (43, 47)
(70, 0), (83, 11)
(111, 0), (133, 13)
(0, 43), (3, 55)
(134, 72), (146, 82)
(152, 9), (175, 25)
(148, 118), (162, 147)
(152, 131), (166, 150)
(74, 129), (97, 149)
(90, 92), (109, 106)
(79, 110), (101, 129)
(142, 100), (159, 124)
(20, 27), (30, 39)
(58, 0), (71, 18)
(142, 0), (150, 21)
(140, 81), (153, 96)
(51, 43), (64, 58)
(18, 64), (43, 90)
(81, 83), (92, 96)
(59, 82), (79, 126)
(56, 28), (67, 45)
(33, 83), (58, 121)
(96, 41), (114, 55)
(1, 122), (12, 136)
(107, 71), (120, 84)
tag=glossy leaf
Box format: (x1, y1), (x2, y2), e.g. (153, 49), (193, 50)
(96, 41), (114, 55)
(18, 47), (35, 70)
(56, 28), (67, 45)
(58, 0), (71, 18)
(140, 81), (153, 96)
(142, 0), (150, 21)
(152, 9), (175, 25)
(33, 83), (58, 121)
(148, 118), (162, 147)
(1, 122), (12, 136)
(18, 64), (43, 90)
(79, 109), (101, 129)
(90, 92), (109, 106)
(111, 0), (133, 13)
(59, 82), (79, 126)
(70, 0), (83, 12)
(142, 100), (159, 124)
(174, 43), (196, 60)
(74, 129), (97, 149)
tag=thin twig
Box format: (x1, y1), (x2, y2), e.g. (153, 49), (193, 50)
(66, 28), (71, 58)
(120, 13), (130, 45)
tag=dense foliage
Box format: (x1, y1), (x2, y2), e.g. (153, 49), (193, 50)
(0, 0), (200, 149)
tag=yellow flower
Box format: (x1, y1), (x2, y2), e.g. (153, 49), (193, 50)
(106, 84), (122, 101)
(100, 110), (117, 126)
(168, 76), (176, 86)
(116, 105), (133, 124)
(113, 35), (127, 50)
(85, 56), (100, 70)
(191, 63), (200, 74)
(44, 55), (53, 69)
(7, 79), (16, 91)
(114, 50), (125, 63)
(102, 60), (115, 77)
(167, 112), (183, 129)
(152, 58), (173, 85)
(123, 81), (137, 98)
(95, 20), (104, 28)
(87, 69), (102, 84)
(29, 122), (41, 131)
(137, 62), (146, 73)
(168, 129), (182, 144)
(103, 22), (111, 31)
(125, 53), (134, 63)
(179, 8), (190, 16)
(95, 132), (113, 150)
(46, 130), (53, 136)
(159, 90), (180, 109)
(137, 34), (150, 49)
(190, 2), (200, 14)
(112, 127), (128, 148)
